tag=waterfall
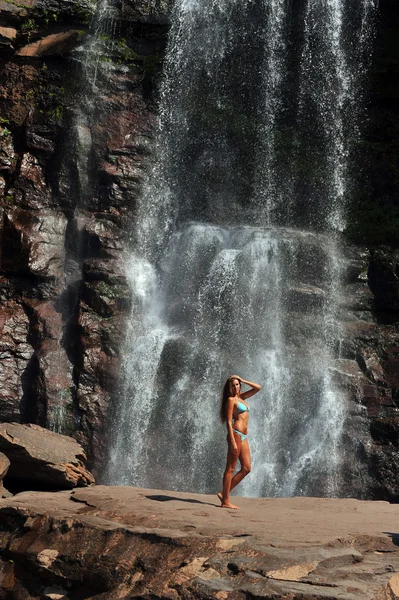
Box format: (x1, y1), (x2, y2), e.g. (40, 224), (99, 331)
(107, 0), (375, 497)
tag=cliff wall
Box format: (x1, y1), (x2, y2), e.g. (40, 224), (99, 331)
(0, 0), (170, 472)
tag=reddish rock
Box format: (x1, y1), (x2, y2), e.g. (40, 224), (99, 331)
(16, 30), (83, 57)
(12, 153), (53, 210)
(359, 349), (389, 387)
(4, 208), (67, 277)
(360, 385), (393, 417)
(0, 62), (41, 126)
(0, 126), (16, 173)
(25, 300), (75, 434)
(0, 423), (94, 490)
(1, 487), (399, 599)
(382, 350), (399, 390)
(0, 26), (17, 46)
(94, 110), (153, 154)
(0, 452), (11, 498)
(0, 301), (32, 422)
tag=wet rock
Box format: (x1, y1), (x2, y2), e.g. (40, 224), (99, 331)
(0, 0), (95, 26)
(119, 0), (173, 24)
(358, 349), (389, 387)
(24, 300), (75, 433)
(0, 422), (94, 490)
(0, 301), (32, 422)
(13, 153), (52, 210)
(286, 284), (326, 311)
(0, 0), (160, 478)
(0, 126), (16, 173)
(26, 129), (56, 155)
(82, 279), (130, 317)
(341, 282), (374, 311)
(368, 247), (399, 313)
(75, 305), (126, 469)
(4, 208), (67, 278)
(16, 30), (83, 57)
(382, 346), (399, 392)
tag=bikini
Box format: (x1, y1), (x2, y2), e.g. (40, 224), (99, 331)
(232, 400), (250, 441)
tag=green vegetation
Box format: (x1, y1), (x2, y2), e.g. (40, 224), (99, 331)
(0, 127), (12, 139)
(95, 36), (164, 77)
(71, 1), (95, 24)
(46, 105), (64, 122)
(57, 388), (72, 402)
(25, 89), (35, 101)
(2, 0), (30, 9)
(96, 280), (129, 301)
(21, 18), (36, 32)
(42, 9), (58, 25)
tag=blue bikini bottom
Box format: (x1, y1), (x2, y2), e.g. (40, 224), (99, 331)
(233, 428), (248, 442)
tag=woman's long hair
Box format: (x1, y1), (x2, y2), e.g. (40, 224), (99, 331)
(220, 377), (240, 423)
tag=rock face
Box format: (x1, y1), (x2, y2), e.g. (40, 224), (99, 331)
(1, 486), (399, 599)
(0, 422), (94, 490)
(0, 0), (167, 475)
(0, 452), (10, 498)
(336, 244), (399, 501)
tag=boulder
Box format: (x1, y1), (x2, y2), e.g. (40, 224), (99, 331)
(16, 30), (83, 57)
(0, 422), (94, 490)
(0, 26), (16, 46)
(0, 452), (11, 498)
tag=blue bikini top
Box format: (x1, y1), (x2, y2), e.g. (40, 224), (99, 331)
(236, 400), (250, 414)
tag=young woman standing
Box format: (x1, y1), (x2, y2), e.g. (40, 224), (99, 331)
(219, 375), (262, 509)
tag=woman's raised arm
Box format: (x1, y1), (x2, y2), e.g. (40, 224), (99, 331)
(231, 375), (262, 400)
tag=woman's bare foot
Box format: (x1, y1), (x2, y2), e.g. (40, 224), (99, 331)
(221, 500), (240, 510)
(217, 493), (239, 509)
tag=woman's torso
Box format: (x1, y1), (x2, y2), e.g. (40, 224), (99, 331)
(232, 396), (249, 435)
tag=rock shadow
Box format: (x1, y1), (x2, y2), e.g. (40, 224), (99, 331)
(146, 494), (216, 507)
(382, 532), (399, 547)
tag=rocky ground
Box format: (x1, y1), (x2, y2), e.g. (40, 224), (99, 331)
(1, 486), (399, 599)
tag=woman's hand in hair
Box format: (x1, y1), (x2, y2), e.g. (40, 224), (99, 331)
(230, 374), (242, 382)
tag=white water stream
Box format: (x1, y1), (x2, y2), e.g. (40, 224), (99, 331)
(107, 0), (376, 497)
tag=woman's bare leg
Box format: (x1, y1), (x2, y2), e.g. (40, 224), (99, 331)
(230, 438), (251, 492)
(219, 435), (241, 509)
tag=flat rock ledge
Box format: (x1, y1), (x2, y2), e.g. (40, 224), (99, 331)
(0, 422), (94, 491)
(1, 486), (399, 599)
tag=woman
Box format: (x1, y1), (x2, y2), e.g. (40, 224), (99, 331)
(218, 375), (262, 509)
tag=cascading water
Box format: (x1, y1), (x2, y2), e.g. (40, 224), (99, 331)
(107, 0), (376, 497)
